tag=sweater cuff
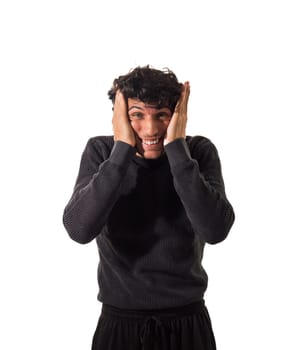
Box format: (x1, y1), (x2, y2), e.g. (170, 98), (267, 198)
(109, 141), (137, 167)
(165, 138), (192, 167)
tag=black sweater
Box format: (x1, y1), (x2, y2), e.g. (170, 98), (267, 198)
(62, 136), (235, 309)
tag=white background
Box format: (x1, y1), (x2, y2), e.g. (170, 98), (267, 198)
(1, 0), (295, 349)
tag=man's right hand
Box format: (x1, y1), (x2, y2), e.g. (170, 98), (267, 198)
(112, 90), (136, 147)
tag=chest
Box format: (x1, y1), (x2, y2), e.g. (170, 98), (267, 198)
(119, 161), (181, 215)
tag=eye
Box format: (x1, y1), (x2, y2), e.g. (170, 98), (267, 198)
(129, 112), (144, 120)
(156, 112), (171, 121)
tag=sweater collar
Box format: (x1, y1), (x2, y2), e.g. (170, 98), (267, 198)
(132, 152), (168, 169)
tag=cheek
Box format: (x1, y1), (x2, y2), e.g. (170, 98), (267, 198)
(130, 120), (141, 133)
(163, 121), (171, 131)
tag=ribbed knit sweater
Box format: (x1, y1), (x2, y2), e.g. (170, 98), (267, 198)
(62, 136), (235, 309)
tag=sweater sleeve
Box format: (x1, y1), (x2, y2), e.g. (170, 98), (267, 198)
(62, 138), (136, 244)
(165, 137), (235, 244)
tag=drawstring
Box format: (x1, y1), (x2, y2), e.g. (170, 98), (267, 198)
(140, 315), (163, 349)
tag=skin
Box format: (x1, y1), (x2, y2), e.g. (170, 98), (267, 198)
(112, 81), (190, 159)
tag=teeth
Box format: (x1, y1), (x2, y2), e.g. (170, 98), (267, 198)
(142, 139), (159, 145)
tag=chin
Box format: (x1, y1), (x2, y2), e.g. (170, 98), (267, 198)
(143, 150), (163, 159)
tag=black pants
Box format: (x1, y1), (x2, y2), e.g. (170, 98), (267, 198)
(91, 300), (217, 350)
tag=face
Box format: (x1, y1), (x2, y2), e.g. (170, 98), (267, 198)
(127, 98), (172, 159)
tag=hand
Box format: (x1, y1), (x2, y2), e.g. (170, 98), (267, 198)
(164, 81), (190, 146)
(112, 90), (136, 147)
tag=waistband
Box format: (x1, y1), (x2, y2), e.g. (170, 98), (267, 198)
(101, 300), (206, 349)
(101, 299), (205, 321)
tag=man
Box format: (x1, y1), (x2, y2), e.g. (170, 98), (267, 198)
(62, 65), (235, 350)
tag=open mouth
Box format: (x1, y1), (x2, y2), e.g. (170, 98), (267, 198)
(142, 138), (160, 146)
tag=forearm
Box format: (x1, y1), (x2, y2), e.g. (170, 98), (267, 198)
(63, 141), (136, 244)
(165, 138), (235, 244)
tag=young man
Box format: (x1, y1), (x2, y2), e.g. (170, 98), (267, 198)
(62, 65), (235, 350)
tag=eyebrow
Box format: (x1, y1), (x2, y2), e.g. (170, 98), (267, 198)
(128, 105), (169, 111)
(128, 106), (144, 111)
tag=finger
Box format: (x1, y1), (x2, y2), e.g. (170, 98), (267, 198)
(113, 91), (127, 117)
(172, 81), (190, 115)
(182, 81), (190, 104)
(114, 90), (124, 106)
(179, 81), (190, 113)
(178, 82), (190, 105)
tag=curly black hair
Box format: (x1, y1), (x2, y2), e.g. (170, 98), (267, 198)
(108, 65), (183, 111)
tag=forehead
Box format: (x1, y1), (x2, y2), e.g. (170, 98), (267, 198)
(127, 98), (170, 111)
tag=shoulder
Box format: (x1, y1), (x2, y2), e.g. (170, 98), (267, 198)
(186, 135), (218, 154)
(84, 135), (114, 160)
(185, 135), (222, 168)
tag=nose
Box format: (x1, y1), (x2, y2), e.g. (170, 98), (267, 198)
(144, 117), (158, 136)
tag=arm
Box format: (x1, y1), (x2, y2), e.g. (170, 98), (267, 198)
(62, 139), (136, 244)
(62, 91), (137, 244)
(165, 137), (235, 244)
(164, 81), (234, 243)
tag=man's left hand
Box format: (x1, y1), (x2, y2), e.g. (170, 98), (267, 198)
(164, 81), (190, 145)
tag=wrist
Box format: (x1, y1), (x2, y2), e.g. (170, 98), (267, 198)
(114, 136), (136, 147)
(164, 136), (185, 146)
